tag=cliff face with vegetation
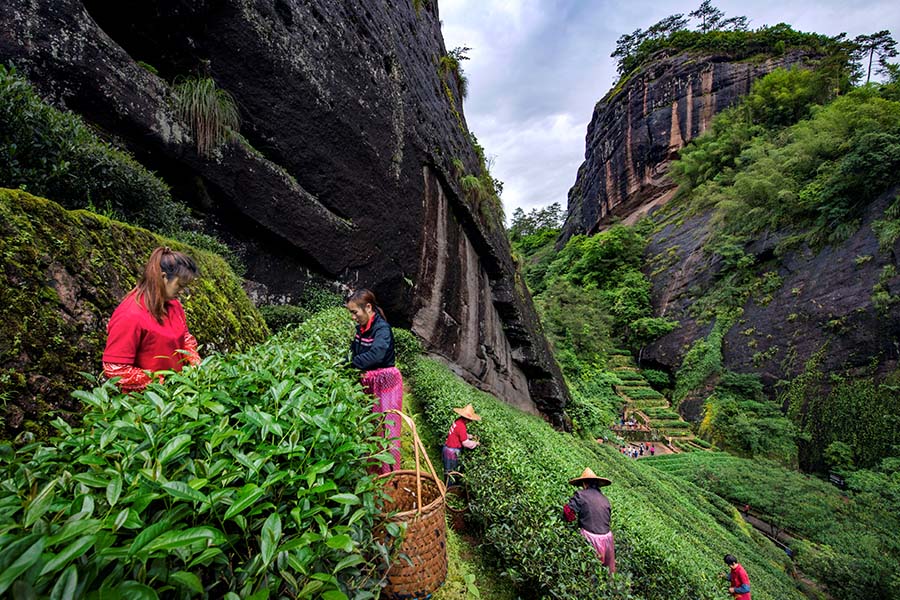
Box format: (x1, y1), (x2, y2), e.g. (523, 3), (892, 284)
(560, 50), (815, 241)
(0, 0), (568, 422)
(550, 17), (899, 472)
(0, 188), (269, 434)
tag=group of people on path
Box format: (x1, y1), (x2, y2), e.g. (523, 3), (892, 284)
(619, 442), (655, 459)
(101, 248), (751, 597)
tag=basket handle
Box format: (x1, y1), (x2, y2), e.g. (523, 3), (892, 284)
(387, 409), (446, 512)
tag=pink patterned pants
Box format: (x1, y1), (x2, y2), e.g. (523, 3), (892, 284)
(361, 367), (404, 475)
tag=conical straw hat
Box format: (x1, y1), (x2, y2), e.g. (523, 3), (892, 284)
(569, 467), (612, 487)
(452, 403), (481, 421)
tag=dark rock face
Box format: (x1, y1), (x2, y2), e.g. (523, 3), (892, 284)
(561, 50), (815, 242)
(0, 0), (569, 422)
(643, 187), (900, 409)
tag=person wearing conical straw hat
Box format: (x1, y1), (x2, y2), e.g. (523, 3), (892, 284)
(563, 467), (616, 573)
(442, 404), (481, 485)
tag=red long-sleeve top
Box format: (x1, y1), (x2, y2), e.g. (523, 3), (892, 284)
(102, 293), (200, 391)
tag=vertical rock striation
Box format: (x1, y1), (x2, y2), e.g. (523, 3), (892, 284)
(561, 50), (815, 241)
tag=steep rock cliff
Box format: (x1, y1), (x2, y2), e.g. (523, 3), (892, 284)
(0, 0), (568, 423)
(644, 186), (900, 420)
(561, 50), (815, 241)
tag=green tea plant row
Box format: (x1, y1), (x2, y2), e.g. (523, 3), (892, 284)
(652, 420), (690, 429)
(629, 399), (670, 410)
(620, 388), (664, 400)
(642, 408), (681, 420)
(0, 308), (392, 599)
(611, 371), (644, 382)
(645, 452), (900, 599)
(408, 357), (802, 599)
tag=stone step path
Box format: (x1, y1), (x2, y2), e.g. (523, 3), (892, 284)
(607, 353), (710, 454)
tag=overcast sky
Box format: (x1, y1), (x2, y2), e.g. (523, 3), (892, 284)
(439, 0), (900, 221)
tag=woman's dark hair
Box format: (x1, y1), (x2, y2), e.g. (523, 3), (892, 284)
(131, 246), (198, 323)
(724, 554), (738, 566)
(346, 288), (385, 318)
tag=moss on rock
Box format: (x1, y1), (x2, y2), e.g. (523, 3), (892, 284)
(0, 188), (269, 436)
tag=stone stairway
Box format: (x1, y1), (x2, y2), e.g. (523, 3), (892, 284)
(607, 351), (711, 453)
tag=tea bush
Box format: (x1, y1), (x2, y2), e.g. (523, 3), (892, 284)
(647, 452), (900, 600)
(0, 308), (393, 599)
(408, 357), (801, 599)
(620, 388), (664, 400)
(258, 304), (311, 333)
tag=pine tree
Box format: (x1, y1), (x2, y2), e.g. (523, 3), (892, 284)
(853, 31), (898, 84)
(689, 0), (725, 34)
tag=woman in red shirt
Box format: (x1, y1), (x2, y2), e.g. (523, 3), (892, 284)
(442, 404), (481, 485)
(103, 247), (201, 391)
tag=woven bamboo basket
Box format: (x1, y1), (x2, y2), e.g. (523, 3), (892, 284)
(379, 410), (448, 600)
(444, 471), (468, 533)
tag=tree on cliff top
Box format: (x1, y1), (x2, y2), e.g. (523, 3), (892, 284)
(612, 1), (751, 74)
(853, 30), (898, 84)
(689, 0), (724, 34)
(608, 3), (858, 79)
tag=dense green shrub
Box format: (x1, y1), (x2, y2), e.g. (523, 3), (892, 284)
(409, 357), (801, 599)
(699, 371), (798, 465)
(781, 357), (900, 471)
(647, 452), (900, 600)
(534, 223), (677, 375)
(259, 286), (344, 335)
(640, 369), (671, 389)
(392, 328), (423, 373)
(643, 407), (681, 420)
(258, 304), (311, 333)
(672, 83), (900, 246)
(0, 307), (392, 599)
(0, 65), (188, 233)
(535, 280), (614, 375)
(295, 285), (345, 315)
(567, 370), (623, 438)
(673, 311), (737, 402)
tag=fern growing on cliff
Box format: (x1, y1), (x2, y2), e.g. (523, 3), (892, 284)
(173, 77), (240, 157)
(438, 47), (470, 99)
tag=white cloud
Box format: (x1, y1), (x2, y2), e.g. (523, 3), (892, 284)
(440, 0), (900, 223)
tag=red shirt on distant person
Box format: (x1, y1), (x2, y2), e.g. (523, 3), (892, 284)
(727, 557), (751, 600)
(445, 418), (469, 449)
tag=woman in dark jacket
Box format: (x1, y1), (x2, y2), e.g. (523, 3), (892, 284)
(346, 289), (402, 474)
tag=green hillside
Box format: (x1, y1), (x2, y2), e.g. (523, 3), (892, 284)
(510, 41), (900, 600)
(646, 452), (900, 599)
(408, 356), (801, 600)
